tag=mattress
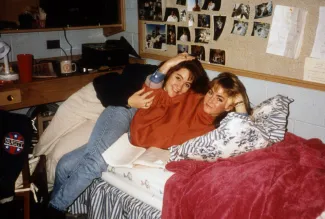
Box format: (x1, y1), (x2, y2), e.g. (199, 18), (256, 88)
(101, 165), (174, 211)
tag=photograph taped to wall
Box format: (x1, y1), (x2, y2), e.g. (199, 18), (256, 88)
(145, 23), (167, 50)
(252, 22), (270, 38)
(188, 0), (203, 11)
(210, 49), (225, 65)
(201, 0), (221, 11)
(165, 8), (180, 22)
(138, 0), (162, 21)
(188, 13), (195, 26)
(195, 28), (211, 43)
(191, 45), (206, 61)
(178, 44), (189, 53)
(254, 1), (273, 19)
(180, 9), (187, 22)
(231, 20), (248, 36)
(213, 16), (226, 41)
(178, 26), (191, 42)
(198, 14), (211, 28)
(176, 0), (187, 6)
(167, 25), (177, 45)
(232, 3), (250, 20)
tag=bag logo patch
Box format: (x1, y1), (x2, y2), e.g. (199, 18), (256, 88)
(3, 132), (25, 155)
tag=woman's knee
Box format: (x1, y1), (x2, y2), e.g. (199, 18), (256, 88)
(83, 152), (108, 176)
(55, 154), (73, 179)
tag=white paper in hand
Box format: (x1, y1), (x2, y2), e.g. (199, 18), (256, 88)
(101, 133), (145, 168)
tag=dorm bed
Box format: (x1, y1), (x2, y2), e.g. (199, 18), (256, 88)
(33, 64), (325, 218)
(69, 132), (325, 219)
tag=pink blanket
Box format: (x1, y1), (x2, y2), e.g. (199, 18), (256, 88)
(162, 133), (325, 219)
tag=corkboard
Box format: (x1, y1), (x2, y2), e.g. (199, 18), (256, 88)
(138, 0), (325, 91)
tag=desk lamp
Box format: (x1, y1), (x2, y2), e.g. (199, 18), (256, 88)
(0, 41), (19, 81)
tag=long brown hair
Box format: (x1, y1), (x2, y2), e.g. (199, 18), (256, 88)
(160, 59), (210, 94)
(210, 72), (252, 127)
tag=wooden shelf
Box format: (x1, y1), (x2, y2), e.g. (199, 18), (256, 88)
(0, 24), (125, 36)
(0, 0), (126, 37)
(103, 25), (125, 37)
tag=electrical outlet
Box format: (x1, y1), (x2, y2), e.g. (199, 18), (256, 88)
(47, 40), (60, 49)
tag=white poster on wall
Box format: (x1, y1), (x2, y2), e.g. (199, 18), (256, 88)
(310, 7), (325, 59)
(266, 5), (307, 59)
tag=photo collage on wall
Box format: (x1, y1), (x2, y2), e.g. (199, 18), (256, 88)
(231, 1), (272, 38)
(138, 0), (273, 65)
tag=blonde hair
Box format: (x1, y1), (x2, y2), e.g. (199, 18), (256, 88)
(210, 72), (252, 126)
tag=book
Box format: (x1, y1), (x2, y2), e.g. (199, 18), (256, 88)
(101, 133), (170, 169)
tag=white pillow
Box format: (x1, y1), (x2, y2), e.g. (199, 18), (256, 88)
(252, 94), (294, 143)
(169, 112), (269, 162)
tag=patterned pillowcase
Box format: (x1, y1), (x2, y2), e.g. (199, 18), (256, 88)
(168, 95), (293, 162)
(169, 112), (269, 162)
(251, 95), (294, 143)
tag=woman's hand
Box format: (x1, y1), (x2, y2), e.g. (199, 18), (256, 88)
(159, 53), (195, 74)
(232, 94), (247, 113)
(127, 88), (155, 109)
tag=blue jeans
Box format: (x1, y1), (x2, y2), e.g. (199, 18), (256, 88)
(49, 106), (137, 211)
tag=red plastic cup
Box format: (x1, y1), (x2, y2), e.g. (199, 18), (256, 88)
(17, 54), (33, 83)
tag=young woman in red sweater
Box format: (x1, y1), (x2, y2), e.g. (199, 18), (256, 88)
(130, 71), (251, 149)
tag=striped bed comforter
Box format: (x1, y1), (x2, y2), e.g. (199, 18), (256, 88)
(69, 178), (161, 219)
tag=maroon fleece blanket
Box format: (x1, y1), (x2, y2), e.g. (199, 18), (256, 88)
(162, 133), (325, 219)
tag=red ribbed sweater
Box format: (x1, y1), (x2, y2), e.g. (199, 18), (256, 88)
(130, 86), (215, 149)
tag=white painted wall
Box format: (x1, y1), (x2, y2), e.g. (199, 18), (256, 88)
(1, 0), (325, 142)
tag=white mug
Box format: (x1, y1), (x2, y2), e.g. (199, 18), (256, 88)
(60, 60), (77, 74)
